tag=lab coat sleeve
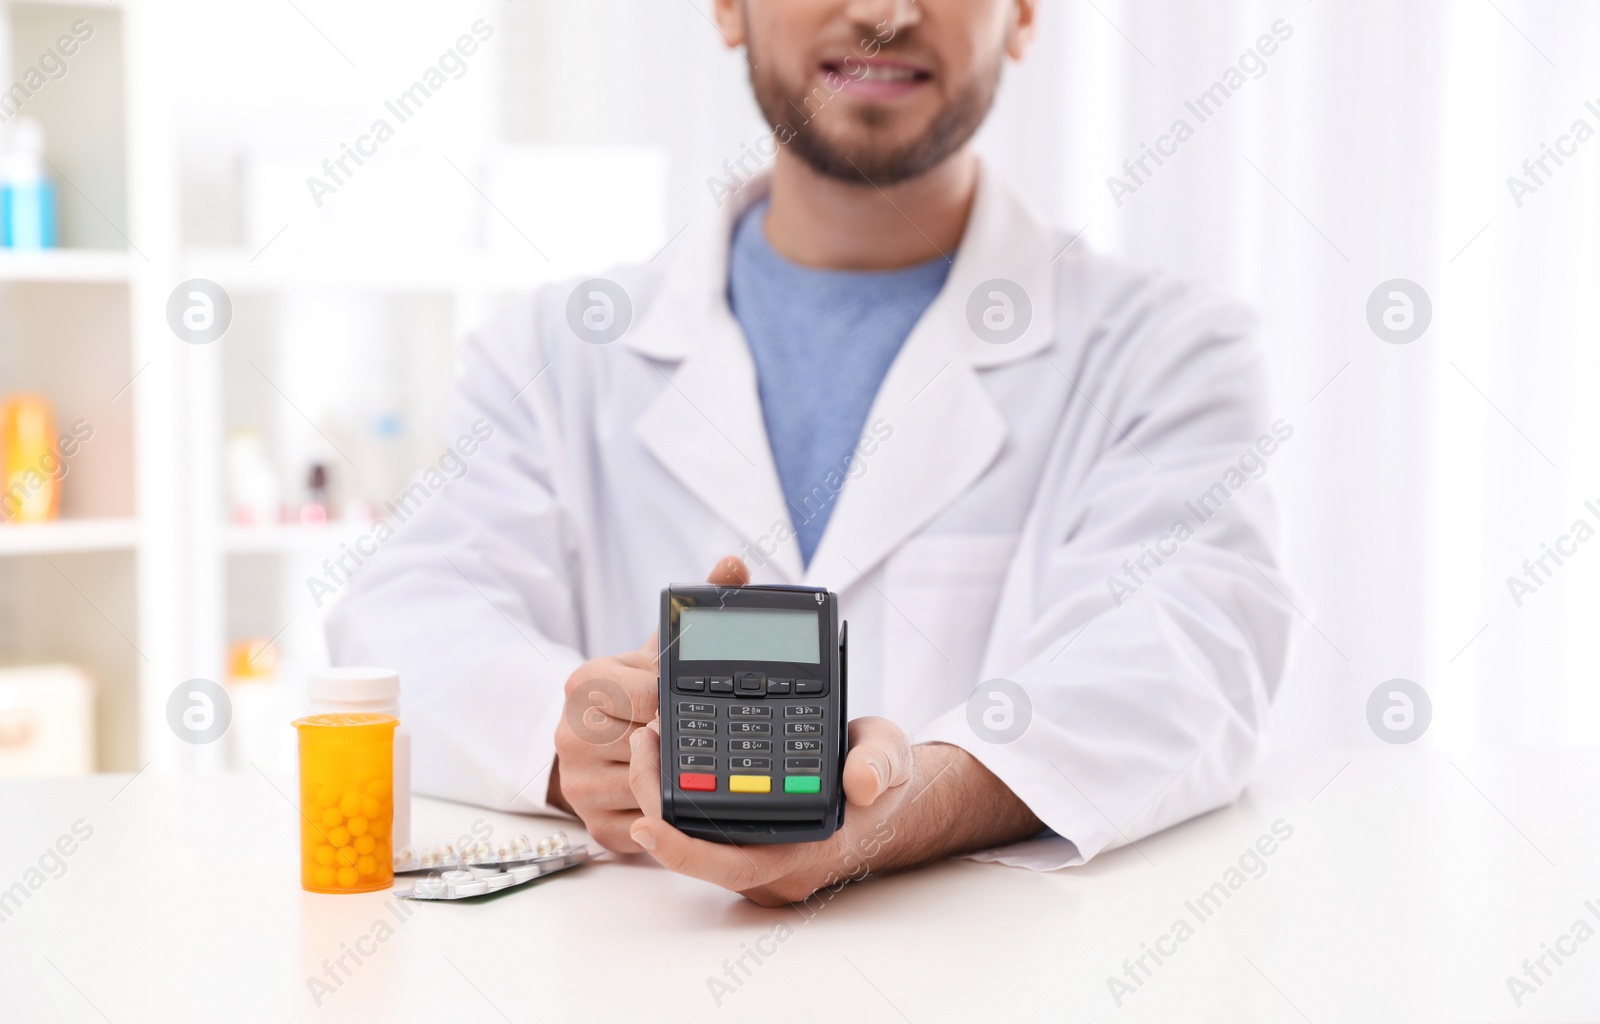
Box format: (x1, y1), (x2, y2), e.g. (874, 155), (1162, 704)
(915, 279), (1295, 871)
(325, 298), (585, 816)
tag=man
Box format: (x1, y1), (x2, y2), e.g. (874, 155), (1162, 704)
(327, 0), (1293, 907)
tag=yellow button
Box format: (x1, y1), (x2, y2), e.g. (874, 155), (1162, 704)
(728, 775), (771, 794)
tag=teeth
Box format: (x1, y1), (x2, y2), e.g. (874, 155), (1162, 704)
(858, 66), (917, 82)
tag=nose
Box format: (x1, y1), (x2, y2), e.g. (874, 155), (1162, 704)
(842, 0), (922, 37)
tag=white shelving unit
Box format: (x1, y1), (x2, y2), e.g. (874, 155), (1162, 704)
(220, 523), (360, 555)
(183, 249), (564, 295)
(0, 248), (134, 282)
(2, 0), (667, 777)
(0, 518), (139, 554)
(0, 0), (180, 773)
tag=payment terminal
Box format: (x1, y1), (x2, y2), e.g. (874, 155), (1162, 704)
(658, 584), (847, 844)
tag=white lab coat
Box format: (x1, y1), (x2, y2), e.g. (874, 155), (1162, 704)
(326, 163), (1294, 871)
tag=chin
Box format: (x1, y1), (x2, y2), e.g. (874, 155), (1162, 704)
(823, 131), (925, 165)
(807, 113), (936, 160)
(760, 66), (995, 186)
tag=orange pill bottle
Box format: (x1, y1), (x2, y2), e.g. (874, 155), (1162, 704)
(293, 713), (397, 893)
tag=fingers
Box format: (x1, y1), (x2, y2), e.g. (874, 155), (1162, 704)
(563, 660), (658, 725)
(626, 719), (794, 892)
(555, 714), (638, 766)
(553, 761), (638, 812)
(552, 655), (660, 848)
(586, 809), (648, 854)
(629, 816), (795, 894)
(706, 555), (751, 587)
(841, 717), (913, 807)
(550, 755), (645, 854)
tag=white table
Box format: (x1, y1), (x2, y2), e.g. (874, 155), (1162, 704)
(2, 748), (1597, 1022)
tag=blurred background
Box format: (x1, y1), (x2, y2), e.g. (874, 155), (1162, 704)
(0, 0), (1594, 780)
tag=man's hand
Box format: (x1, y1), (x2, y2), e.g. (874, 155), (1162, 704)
(548, 555), (751, 852)
(626, 717), (1044, 906)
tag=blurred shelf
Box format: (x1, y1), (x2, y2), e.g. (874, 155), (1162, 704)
(222, 523), (362, 554)
(184, 248), (567, 293)
(0, 518), (138, 555)
(0, 249), (134, 283)
(10, 0), (127, 9)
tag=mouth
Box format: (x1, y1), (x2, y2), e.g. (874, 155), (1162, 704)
(820, 57), (932, 100)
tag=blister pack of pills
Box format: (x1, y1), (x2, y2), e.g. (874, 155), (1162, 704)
(391, 830), (591, 900)
(392, 830), (570, 874)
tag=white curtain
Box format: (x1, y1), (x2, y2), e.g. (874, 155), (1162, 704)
(995, 0), (1600, 753)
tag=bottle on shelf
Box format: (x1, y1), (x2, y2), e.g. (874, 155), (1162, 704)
(226, 637), (289, 773)
(349, 411), (410, 522)
(225, 431), (283, 526)
(299, 463), (330, 525)
(0, 118), (59, 250)
(1, 394), (60, 524)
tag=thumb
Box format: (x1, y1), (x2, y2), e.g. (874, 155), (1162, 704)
(842, 717), (913, 807)
(633, 557), (748, 664)
(630, 630), (660, 667)
(627, 718), (664, 820)
(706, 555), (751, 587)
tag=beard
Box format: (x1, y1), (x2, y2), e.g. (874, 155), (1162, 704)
(747, 44), (1001, 186)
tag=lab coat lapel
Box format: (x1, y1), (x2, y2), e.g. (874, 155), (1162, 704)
(627, 179), (806, 583)
(625, 163), (1057, 591)
(802, 166), (1058, 591)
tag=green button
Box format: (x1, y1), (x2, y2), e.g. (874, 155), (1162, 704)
(784, 776), (820, 795)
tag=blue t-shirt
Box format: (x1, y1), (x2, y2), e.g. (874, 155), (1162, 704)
(727, 199), (951, 566)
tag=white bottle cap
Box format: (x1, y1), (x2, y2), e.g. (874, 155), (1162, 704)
(308, 666), (399, 703)
(1, 117), (45, 182)
(8, 116), (44, 155)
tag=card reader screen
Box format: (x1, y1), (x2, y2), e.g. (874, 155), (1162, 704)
(678, 607), (819, 663)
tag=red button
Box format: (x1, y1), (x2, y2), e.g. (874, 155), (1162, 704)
(678, 773), (716, 792)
